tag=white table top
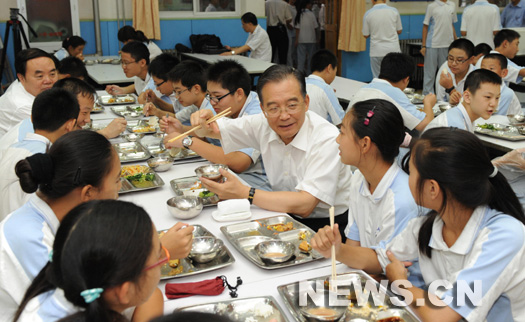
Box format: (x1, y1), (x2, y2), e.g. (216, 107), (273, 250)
(182, 53), (275, 75)
(85, 56), (132, 85)
(474, 115), (525, 152)
(331, 76), (365, 103)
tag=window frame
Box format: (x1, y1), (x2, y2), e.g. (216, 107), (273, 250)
(159, 0), (241, 18)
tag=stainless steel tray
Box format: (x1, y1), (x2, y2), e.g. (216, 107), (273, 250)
(220, 215), (325, 270)
(475, 123), (525, 141)
(119, 165), (164, 194)
(277, 271), (420, 322)
(113, 142), (152, 163)
(140, 139), (203, 161)
(110, 105), (144, 118)
(92, 102), (105, 113)
(160, 225), (235, 280)
(126, 119), (158, 134)
(99, 94), (136, 105)
(170, 176), (220, 207)
(174, 296), (288, 322)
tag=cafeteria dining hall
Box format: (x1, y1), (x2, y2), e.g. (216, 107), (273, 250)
(0, 0), (524, 321)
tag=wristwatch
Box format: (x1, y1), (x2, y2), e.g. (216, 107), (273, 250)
(182, 136), (193, 149)
(445, 86), (455, 94)
(231, 50), (235, 55)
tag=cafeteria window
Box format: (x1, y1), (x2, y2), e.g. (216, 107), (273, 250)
(159, 0), (240, 17)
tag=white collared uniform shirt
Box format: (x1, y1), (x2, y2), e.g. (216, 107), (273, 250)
(217, 111), (351, 218)
(362, 3), (402, 57)
(376, 206), (525, 321)
(16, 288), (77, 322)
(0, 133), (51, 220)
(265, 0), (292, 27)
(0, 195), (59, 321)
(460, 0), (501, 48)
(495, 83), (522, 116)
(423, 0), (458, 48)
(477, 50), (524, 84)
(0, 80), (35, 137)
(295, 9), (319, 44)
(306, 75), (345, 126)
(424, 102), (474, 133)
(246, 25), (272, 62)
(134, 72), (158, 96)
(435, 62), (476, 102)
(0, 118), (33, 161)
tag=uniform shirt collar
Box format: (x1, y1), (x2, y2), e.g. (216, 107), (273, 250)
(30, 194), (60, 235)
(358, 162), (401, 202)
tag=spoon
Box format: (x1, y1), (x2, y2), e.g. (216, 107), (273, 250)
(158, 113), (169, 151)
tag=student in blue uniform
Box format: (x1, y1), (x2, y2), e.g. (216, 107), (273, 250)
(54, 36), (86, 61)
(426, 69), (501, 132)
(312, 127), (525, 321)
(13, 200), (167, 322)
(339, 98), (423, 286)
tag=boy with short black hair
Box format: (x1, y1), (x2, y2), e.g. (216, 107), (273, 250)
(57, 57), (88, 80)
(472, 43), (492, 65)
(305, 49), (345, 126)
(480, 53), (522, 116)
(426, 69), (501, 132)
(436, 38), (476, 105)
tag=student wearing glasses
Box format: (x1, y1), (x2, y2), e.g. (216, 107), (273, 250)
(436, 39), (476, 105)
(164, 60), (270, 191)
(105, 41), (159, 100)
(12, 200), (169, 322)
(187, 64), (352, 236)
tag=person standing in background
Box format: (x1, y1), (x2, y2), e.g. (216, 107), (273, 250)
(287, 0), (298, 67)
(318, 0), (326, 49)
(266, 0), (293, 64)
(461, 0), (501, 48)
(295, 0), (319, 75)
(362, 0), (402, 79)
(501, 0), (525, 28)
(421, 0), (457, 95)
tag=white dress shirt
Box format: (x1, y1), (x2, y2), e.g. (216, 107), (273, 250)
(265, 0), (292, 27)
(460, 0), (501, 48)
(295, 9), (319, 43)
(217, 111), (351, 218)
(0, 80), (35, 137)
(423, 0), (458, 48)
(246, 25), (272, 62)
(435, 62), (476, 102)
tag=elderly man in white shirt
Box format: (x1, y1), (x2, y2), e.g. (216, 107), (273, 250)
(221, 12), (272, 62)
(190, 64), (352, 236)
(363, 0), (403, 78)
(0, 49), (58, 137)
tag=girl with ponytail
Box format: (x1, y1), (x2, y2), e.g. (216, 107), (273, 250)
(117, 26), (162, 61)
(312, 127), (525, 321)
(54, 36), (86, 61)
(14, 200), (165, 322)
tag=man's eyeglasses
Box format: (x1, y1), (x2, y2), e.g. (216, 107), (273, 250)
(155, 80), (167, 88)
(264, 102), (303, 117)
(206, 91), (234, 103)
(447, 56), (468, 65)
(174, 88), (189, 97)
(143, 245), (170, 271)
(121, 60), (137, 67)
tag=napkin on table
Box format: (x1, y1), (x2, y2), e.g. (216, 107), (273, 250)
(165, 277), (225, 299)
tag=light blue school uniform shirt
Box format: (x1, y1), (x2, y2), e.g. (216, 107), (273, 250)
(495, 83), (523, 116)
(344, 163), (424, 287)
(424, 102), (474, 132)
(0, 118), (33, 161)
(0, 195), (58, 320)
(305, 75), (345, 126)
(376, 206), (525, 321)
(423, 0), (457, 49)
(361, 78), (426, 122)
(477, 50), (524, 84)
(501, 1), (525, 28)
(17, 288), (77, 322)
(53, 48), (69, 61)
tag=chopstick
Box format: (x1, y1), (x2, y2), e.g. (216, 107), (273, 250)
(167, 107), (232, 143)
(330, 206), (337, 292)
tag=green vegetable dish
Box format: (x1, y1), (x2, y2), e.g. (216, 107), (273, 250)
(479, 124), (496, 130)
(199, 190), (216, 198)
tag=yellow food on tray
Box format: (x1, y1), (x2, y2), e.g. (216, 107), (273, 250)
(108, 98), (116, 103)
(267, 222), (294, 232)
(166, 262), (184, 276)
(299, 240), (311, 252)
(123, 97), (134, 102)
(132, 125), (156, 133)
(121, 165), (150, 177)
(121, 165), (156, 188)
(168, 259), (180, 268)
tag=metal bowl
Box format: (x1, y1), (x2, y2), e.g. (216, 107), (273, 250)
(438, 103), (452, 112)
(300, 305), (346, 322)
(147, 155), (173, 172)
(254, 240), (295, 264)
(517, 126), (525, 135)
(195, 164), (229, 182)
(507, 114), (525, 125)
(111, 59), (121, 65)
(166, 196), (203, 220)
(403, 87), (415, 95)
(85, 60), (95, 66)
(189, 236), (224, 263)
(121, 133), (144, 142)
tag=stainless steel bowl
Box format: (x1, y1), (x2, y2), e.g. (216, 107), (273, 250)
(300, 305), (346, 322)
(147, 156), (173, 172)
(517, 126), (525, 135)
(111, 59), (121, 65)
(189, 236), (224, 263)
(166, 196), (203, 220)
(254, 240), (295, 264)
(121, 133), (144, 142)
(438, 103), (452, 112)
(195, 164), (228, 182)
(507, 114), (525, 125)
(403, 87), (415, 95)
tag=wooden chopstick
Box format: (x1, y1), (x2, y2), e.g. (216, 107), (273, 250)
(167, 107), (232, 143)
(329, 206), (337, 292)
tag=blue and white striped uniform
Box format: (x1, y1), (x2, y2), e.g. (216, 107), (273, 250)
(0, 118), (33, 161)
(424, 102), (474, 133)
(344, 163), (424, 287)
(477, 51), (524, 84)
(53, 48), (69, 61)
(17, 289), (77, 322)
(376, 206), (525, 321)
(306, 75), (345, 126)
(0, 133), (50, 219)
(424, 0), (457, 49)
(495, 83), (522, 116)
(0, 195), (58, 321)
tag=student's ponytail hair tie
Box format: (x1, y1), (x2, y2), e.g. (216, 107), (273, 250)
(489, 166), (498, 178)
(26, 153), (54, 184)
(80, 288), (104, 304)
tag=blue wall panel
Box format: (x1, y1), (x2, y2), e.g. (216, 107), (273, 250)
(157, 20), (193, 48)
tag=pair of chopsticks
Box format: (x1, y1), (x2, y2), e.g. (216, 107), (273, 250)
(167, 107), (232, 143)
(330, 206), (337, 293)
